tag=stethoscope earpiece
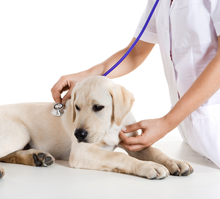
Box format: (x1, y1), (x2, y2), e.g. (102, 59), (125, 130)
(51, 103), (65, 117)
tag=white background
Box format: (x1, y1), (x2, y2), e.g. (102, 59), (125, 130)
(1, 3), (219, 198)
(0, 0), (179, 138)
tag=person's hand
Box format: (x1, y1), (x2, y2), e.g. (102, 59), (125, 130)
(119, 117), (171, 152)
(51, 72), (88, 104)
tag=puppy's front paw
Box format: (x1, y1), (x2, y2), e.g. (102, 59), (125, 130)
(166, 159), (194, 176)
(138, 162), (169, 180)
(0, 165), (5, 179)
(33, 152), (55, 167)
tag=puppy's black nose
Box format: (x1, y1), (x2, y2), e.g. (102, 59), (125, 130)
(74, 128), (88, 142)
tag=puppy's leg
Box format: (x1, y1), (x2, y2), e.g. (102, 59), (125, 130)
(0, 165), (5, 179)
(0, 119), (31, 158)
(69, 143), (169, 179)
(0, 120), (31, 179)
(0, 149), (55, 167)
(125, 146), (194, 176)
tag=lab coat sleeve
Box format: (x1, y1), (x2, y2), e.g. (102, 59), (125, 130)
(134, 0), (158, 44)
(209, 0), (220, 36)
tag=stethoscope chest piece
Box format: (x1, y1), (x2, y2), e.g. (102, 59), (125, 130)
(51, 103), (65, 117)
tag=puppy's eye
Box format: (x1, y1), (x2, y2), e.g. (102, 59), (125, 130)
(93, 105), (104, 112)
(75, 105), (80, 111)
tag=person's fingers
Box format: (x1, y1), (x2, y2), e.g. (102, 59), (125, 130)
(119, 142), (145, 152)
(51, 77), (70, 103)
(122, 121), (143, 133)
(51, 81), (58, 100)
(51, 88), (61, 103)
(62, 89), (73, 104)
(51, 81), (58, 93)
(119, 131), (144, 145)
(51, 81), (61, 103)
(52, 86), (62, 103)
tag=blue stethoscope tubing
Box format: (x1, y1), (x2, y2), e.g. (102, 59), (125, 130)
(102, 0), (160, 77)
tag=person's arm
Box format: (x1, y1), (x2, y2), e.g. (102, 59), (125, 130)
(120, 36), (220, 151)
(51, 38), (154, 104)
(89, 38), (154, 78)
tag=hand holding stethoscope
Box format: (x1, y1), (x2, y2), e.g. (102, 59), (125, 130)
(51, 72), (89, 105)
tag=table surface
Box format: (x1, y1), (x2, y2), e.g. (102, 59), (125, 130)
(0, 135), (219, 199)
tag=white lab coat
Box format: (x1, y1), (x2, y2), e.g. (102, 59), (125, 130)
(134, 0), (220, 168)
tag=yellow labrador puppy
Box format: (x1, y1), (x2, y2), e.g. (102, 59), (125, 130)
(0, 76), (193, 179)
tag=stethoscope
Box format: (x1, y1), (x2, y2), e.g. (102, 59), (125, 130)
(51, 103), (65, 117)
(51, 0), (160, 117)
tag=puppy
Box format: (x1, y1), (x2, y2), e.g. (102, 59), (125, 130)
(0, 76), (193, 179)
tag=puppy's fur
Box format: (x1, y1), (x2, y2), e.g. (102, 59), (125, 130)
(0, 76), (193, 179)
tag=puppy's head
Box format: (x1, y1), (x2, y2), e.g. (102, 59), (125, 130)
(71, 76), (134, 143)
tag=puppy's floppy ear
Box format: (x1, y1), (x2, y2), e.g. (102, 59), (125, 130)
(109, 84), (135, 126)
(71, 87), (76, 123)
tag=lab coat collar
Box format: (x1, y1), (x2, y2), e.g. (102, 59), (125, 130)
(160, 0), (175, 15)
(169, 0), (177, 14)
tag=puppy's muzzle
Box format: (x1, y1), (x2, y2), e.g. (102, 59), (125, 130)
(74, 128), (88, 142)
